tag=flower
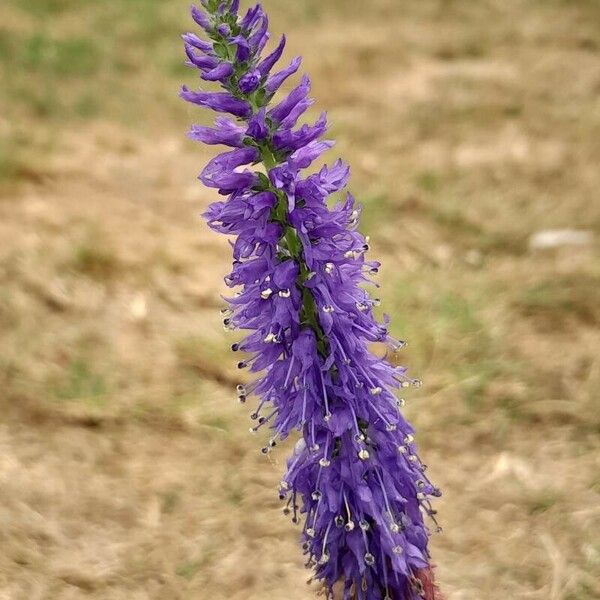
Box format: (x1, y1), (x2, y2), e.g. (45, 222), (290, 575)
(181, 2), (443, 599)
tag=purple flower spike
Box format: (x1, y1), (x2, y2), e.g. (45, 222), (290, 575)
(181, 2), (443, 599)
(180, 86), (251, 117)
(201, 61), (234, 82)
(239, 68), (261, 93)
(191, 5), (211, 31)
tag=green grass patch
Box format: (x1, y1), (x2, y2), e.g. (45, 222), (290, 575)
(9, 0), (97, 17)
(52, 359), (109, 404)
(415, 170), (441, 193)
(435, 292), (482, 334)
(70, 230), (122, 280)
(6, 32), (100, 77)
(515, 274), (600, 328)
(526, 489), (561, 515)
(176, 560), (202, 581)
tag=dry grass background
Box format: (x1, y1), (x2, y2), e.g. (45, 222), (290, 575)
(1, 0), (599, 599)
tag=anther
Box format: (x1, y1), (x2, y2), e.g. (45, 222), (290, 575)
(369, 387), (382, 396)
(324, 262), (334, 274)
(358, 449), (370, 461)
(278, 289), (291, 298)
(393, 545), (403, 555)
(364, 553), (375, 566)
(260, 288), (273, 300)
(344, 520), (355, 532)
(319, 458), (330, 467)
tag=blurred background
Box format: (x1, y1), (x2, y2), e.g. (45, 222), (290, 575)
(1, 0), (599, 598)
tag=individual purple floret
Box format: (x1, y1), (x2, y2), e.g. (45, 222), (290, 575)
(181, 2), (443, 599)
